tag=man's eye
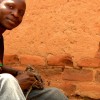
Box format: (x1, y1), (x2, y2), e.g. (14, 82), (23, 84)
(9, 6), (14, 9)
(7, 5), (14, 9)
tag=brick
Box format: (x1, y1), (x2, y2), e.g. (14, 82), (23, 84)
(47, 54), (73, 66)
(43, 68), (62, 76)
(62, 68), (93, 81)
(11, 65), (26, 71)
(19, 55), (45, 66)
(4, 54), (19, 64)
(40, 68), (63, 86)
(77, 57), (100, 68)
(95, 70), (100, 82)
(50, 81), (76, 96)
(76, 82), (100, 99)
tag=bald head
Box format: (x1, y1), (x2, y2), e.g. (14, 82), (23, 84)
(0, 0), (26, 30)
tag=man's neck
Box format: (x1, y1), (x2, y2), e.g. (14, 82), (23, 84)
(0, 24), (6, 36)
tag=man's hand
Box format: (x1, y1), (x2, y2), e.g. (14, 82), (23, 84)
(0, 67), (2, 73)
(16, 71), (36, 90)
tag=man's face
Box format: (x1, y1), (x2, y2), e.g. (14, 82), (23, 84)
(0, 0), (26, 30)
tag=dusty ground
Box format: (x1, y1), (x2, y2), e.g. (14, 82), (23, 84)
(4, 0), (100, 62)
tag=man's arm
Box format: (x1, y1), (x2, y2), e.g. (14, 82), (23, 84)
(0, 36), (36, 91)
(0, 35), (4, 63)
(0, 35), (19, 76)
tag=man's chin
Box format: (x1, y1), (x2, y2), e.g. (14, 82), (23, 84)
(6, 27), (14, 30)
(4, 24), (17, 30)
(2, 23), (18, 30)
(1, 22), (20, 30)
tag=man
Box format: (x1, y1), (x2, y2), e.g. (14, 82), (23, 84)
(0, 0), (68, 100)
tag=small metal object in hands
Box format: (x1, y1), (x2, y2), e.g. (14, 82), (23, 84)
(25, 65), (44, 99)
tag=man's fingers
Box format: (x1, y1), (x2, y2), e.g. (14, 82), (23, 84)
(27, 71), (36, 77)
(29, 77), (36, 81)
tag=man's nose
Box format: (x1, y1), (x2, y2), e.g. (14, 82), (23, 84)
(12, 9), (19, 18)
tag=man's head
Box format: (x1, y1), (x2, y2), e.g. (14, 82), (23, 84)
(0, 0), (26, 30)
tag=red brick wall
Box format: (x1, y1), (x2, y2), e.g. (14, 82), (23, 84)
(3, 0), (100, 99)
(3, 50), (100, 99)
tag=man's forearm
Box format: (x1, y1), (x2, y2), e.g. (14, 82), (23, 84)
(1, 66), (18, 76)
(0, 36), (4, 63)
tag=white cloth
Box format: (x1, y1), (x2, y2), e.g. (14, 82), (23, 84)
(0, 73), (26, 100)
